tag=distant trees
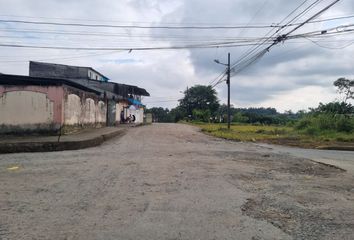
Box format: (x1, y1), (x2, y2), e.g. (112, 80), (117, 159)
(146, 85), (219, 123)
(145, 107), (172, 122)
(146, 78), (354, 135)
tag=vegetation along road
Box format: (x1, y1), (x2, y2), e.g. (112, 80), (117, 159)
(1, 123), (354, 240)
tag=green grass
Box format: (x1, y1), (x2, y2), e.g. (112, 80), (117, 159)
(190, 122), (354, 147)
(196, 123), (294, 141)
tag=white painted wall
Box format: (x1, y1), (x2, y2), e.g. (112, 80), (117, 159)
(131, 108), (144, 123)
(64, 94), (106, 126)
(83, 98), (96, 124)
(126, 106), (144, 123)
(0, 91), (53, 125)
(64, 94), (81, 125)
(115, 102), (128, 123)
(96, 101), (106, 123)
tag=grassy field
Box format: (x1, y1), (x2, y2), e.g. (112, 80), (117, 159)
(192, 122), (354, 149)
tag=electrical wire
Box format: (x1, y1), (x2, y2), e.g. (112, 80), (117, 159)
(0, 41), (272, 51)
(0, 50), (124, 63)
(231, 0), (337, 74)
(229, 0), (318, 75)
(0, 19), (278, 30)
(304, 36), (354, 49)
(212, 0), (341, 88)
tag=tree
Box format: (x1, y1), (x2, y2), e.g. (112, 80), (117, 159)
(192, 109), (211, 122)
(312, 101), (354, 115)
(233, 112), (249, 123)
(145, 107), (171, 122)
(169, 106), (186, 122)
(334, 78), (354, 102)
(179, 85), (219, 120)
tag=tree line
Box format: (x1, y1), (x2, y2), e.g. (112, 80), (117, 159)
(146, 78), (354, 133)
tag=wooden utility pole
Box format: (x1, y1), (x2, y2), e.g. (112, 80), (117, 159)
(227, 53), (231, 129)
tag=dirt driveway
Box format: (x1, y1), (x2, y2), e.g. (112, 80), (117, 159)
(0, 123), (353, 240)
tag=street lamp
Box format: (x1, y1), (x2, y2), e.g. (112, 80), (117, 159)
(214, 53), (231, 129)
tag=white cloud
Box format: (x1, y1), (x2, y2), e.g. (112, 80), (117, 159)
(255, 86), (338, 112)
(0, 0), (353, 111)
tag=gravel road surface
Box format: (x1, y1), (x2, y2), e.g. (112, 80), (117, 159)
(1, 123), (353, 240)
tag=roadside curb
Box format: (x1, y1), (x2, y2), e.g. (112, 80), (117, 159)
(0, 128), (127, 154)
(315, 145), (354, 151)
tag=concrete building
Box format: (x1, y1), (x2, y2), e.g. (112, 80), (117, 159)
(29, 61), (109, 81)
(0, 62), (149, 134)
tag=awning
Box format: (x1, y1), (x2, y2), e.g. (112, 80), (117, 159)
(127, 98), (144, 106)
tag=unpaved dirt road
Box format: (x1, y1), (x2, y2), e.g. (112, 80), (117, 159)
(1, 123), (353, 240)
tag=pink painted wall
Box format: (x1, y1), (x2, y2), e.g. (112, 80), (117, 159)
(0, 85), (64, 124)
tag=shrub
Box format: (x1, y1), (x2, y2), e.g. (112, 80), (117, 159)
(335, 115), (354, 133)
(295, 113), (354, 135)
(294, 117), (312, 130)
(305, 126), (318, 136)
(316, 114), (335, 130)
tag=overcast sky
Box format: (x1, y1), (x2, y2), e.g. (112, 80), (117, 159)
(0, 0), (353, 112)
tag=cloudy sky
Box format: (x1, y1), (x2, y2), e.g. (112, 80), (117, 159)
(0, 0), (353, 112)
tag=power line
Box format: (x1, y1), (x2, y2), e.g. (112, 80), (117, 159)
(223, 0), (316, 81)
(0, 41), (272, 51)
(229, 0), (317, 74)
(1, 13), (353, 25)
(0, 19), (278, 30)
(232, 0), (339, 74)
(211, 0), (341, 88)
(2, 13), (353, 31)
(286, 0), (340, 36)
(144, 99), (180, 104)
(304, 36), (354, 49)
(0, 50), (124, 63)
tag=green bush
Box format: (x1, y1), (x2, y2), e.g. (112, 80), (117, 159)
(335, 115), (354, 132)
(192, 109), (211, 122)
(305, 127), (318, 136)
(295, 113), (354, 135)
(316, 114), (335, 130)
(233, 112), (249, 123)
(294, 117), (312, 130)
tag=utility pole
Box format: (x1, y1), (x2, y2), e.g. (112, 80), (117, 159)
(186, 86), (190, 121)
(214, 52), (231, 129)
(227, 53), (231, 129)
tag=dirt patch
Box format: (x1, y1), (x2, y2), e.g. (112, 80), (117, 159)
(242, 195), (354, 240)
(260, 138), (354, 151)
(214, 150), (345, 177)
(206, 148), (354, 239)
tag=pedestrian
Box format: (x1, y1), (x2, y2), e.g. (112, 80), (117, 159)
(120, 111), (125, 123)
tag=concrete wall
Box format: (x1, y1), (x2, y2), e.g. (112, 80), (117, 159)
(63, 87), (106, 130)
(144, 113), (153, 124)
(135, 108), (144, 123)
(126, 105), (144, 123)
(0, 85), (64, 134)
(0, 84), (108, 134)
(116, 100), (129, 123)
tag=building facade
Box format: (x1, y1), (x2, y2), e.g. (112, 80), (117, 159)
(0, 62), (149, 134)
